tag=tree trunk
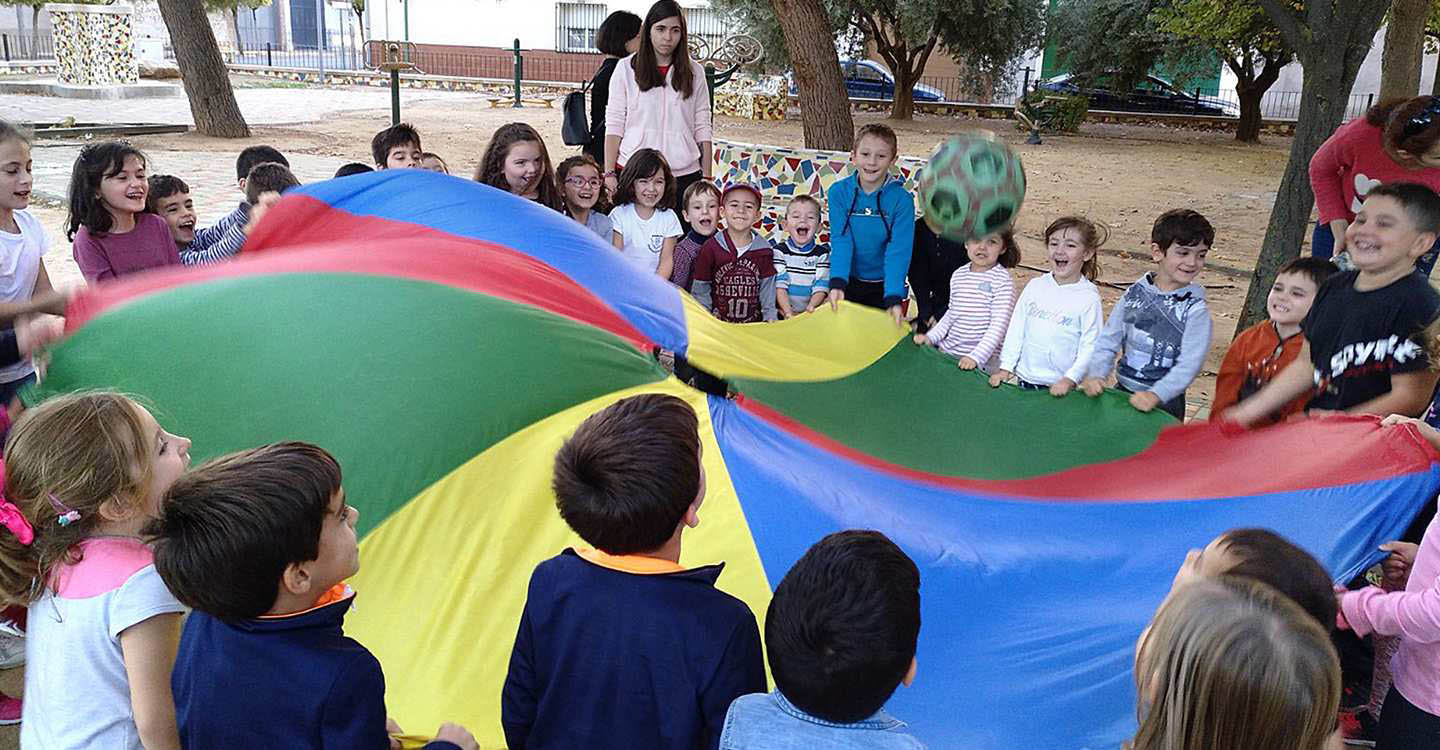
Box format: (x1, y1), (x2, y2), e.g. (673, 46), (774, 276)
(890, 59), (915, 120)
(770, 0), (853, 150)
(1381, 0), (1429, 101)
(156, 0), (251, 137)
(1238, 4), (1389, 331)
(1232, 59), (1283, 144)
(230, 7), (243, 54)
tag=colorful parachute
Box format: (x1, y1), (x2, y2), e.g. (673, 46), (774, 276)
(37, 170), (1440, 749)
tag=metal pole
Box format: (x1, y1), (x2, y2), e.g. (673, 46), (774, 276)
(2, 36), (9, 63)
(512, 38), (522, 108)
(266, 41), (272, 66)
(706, 63), (716, 112)
(1022, 67), (1031, 94)
(390, 68), (400, 125)
(403, 0), (409, 41)
(315, 0), (326, 82)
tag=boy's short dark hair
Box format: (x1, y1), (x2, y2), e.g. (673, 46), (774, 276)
(1277, 256), (1340, 289)
(146, 174), (189, 213)
(853, 123), (898, 155)
(236, 145), (288, 181)
(766, 530), (920, 723)
(147, 442), (343, 621)
(1218, 528), (1337, 630)
(552, 394), (700, 555)
(371, 123), (422, 167)
(334, 162), (374, 178)
(595, 10), (642, 57)
(1366, 181), (1440, 235)
(1151, 208), (1215, 251)
(244, 162), (300, 204)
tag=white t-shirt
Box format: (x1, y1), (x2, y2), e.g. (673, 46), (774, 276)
(997, 273), (1104, 386)
(0, 210), (45, 383)
(608, 203), (681, 274)
(21, 537), (187, 750)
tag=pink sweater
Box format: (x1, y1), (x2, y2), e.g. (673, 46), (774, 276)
(72, 213), (182, 283)
(604, 55), (713, 176)
(1342, 509), (1440, 717)
(925, 263), (1014, 368)
(1309, 118), (1440, 225)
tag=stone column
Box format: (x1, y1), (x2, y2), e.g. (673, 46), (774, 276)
(45, 3), (140, 86)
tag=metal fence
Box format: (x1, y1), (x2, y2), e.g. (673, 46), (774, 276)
(0, 32), (53, 62)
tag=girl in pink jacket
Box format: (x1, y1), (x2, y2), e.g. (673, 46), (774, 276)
(1340, 414), (1440, 747)
(603, 0), (713, 227)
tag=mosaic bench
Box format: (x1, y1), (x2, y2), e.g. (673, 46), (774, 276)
(711, 139), (928, 242)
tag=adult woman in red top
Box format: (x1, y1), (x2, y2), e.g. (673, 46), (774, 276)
(1309, 96), (1440, 276)
(603, 0), (713, 228)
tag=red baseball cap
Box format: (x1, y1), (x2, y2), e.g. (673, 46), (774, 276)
(721, 182), (764, 204)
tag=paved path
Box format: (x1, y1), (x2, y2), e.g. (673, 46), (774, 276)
(0, 84), (487, 127)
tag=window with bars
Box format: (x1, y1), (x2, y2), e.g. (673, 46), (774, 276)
(682, 6), (731, 57)
(556, 2), (608, 52)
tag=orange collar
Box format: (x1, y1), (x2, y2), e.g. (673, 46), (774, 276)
(259, 583), (353, 619)
(574, 547), (685, 575)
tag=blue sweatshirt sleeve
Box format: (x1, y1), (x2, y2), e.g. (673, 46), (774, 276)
(319, 651), (389, 750)
(501, 590), (539, 749)
(882, 186), (916, 309)
(827, 179), (855, 291)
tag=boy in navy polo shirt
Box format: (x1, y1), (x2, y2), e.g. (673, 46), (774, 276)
(148, 442), (476, 750)
(502, 394), (766, 750)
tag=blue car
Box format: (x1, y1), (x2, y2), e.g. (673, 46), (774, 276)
(790, 60), (945, 102)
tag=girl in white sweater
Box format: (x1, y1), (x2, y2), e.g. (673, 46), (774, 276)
(989, 217), (1105, 396)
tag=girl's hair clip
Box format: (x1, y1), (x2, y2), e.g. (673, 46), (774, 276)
(48, 493), (81, 527)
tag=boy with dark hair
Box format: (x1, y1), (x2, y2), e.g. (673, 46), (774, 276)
(692, 183), (778, 323)
(148, 442), (476, 750)
(371, 123), (423, 169)
(1082, 209), (1216, 419)
(334, 162), (375, 178)
(243, 162), (300, 205)
(1227, 182), (1440, 425)
(721, 530), (924, 748)
(501, 394), (766, 750)
(1211, 256), (1339, 424)
(147, 174), (251, 265)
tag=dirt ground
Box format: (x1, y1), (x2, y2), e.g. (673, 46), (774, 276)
(31, 79), (1292, 418)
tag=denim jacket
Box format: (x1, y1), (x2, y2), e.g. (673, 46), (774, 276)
(720, 691), (927, 749)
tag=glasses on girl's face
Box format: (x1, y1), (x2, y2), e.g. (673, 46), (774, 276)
(565, 177), (601, 188)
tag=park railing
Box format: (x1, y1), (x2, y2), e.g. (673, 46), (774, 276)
(0, 32), (53, 62)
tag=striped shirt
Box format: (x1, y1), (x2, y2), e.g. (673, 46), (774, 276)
(773, 239), (831, 311)
(180, 201), (249, 265)
(926, 263), (1015, 369)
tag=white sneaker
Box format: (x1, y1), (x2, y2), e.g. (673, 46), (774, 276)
(0, 632), (25, 669)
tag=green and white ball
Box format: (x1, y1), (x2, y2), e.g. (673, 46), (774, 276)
(918, 133), (1026, 242)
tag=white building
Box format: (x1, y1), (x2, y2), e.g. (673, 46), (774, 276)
(363, 1), (727, 52)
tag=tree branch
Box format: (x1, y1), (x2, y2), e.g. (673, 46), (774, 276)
(1255, 0), (1304, 53)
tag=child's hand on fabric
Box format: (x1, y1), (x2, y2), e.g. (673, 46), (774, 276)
(827, 288), (845, 311)
(1080, 377), (1105, 397)
(1049, 378), (1075, 397)
(1380, 541), (1420, 588)
(434, 723), (478, 750)
(957, 356), (978, 370)
(912, 334), (929, 346)
(989, 370), (1010, 388)
(805, 293), (826, 313)
(244, 191), (283, 235)
(16, 316), (64, 357)
(1334, 588), (1350, 630)
(1382, 413), (1440, 451)
(1129, 391), (1162, 412)
(385, 718), (404, 750)
(887, 305), (904, 327)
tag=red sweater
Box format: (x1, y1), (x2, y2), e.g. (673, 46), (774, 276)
(1309, 118), (1440, 225)
(1212, 320), (1309, 425)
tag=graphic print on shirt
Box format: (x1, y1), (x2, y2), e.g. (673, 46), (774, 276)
(713, 256), (765, 323)
(646, 233), (665, 256)
(1117, 290), (1198, 384)
(1316, 335), (1426, 392)
(1350, 172), (1382, 214)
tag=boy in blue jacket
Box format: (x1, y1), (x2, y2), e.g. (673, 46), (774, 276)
(149, 442), (476, 750)
(502, 394), (767, 750)
(826, 123), (916, 325)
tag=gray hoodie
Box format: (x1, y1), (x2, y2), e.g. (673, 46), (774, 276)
(1087, 273), (1212, 402)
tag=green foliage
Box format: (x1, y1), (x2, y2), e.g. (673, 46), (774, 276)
(711, 0), (1044, 85)
(1016, 90), (1088, 132)
(1152, 0), (1290, 70)
(204, 0), (272, 12)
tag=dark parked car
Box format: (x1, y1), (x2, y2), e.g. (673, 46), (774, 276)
(790, 60), (944, 102)
(1036, 73), (1239, 118)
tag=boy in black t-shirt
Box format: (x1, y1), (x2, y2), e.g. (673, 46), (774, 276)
(1227, 182), (1440, 425)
